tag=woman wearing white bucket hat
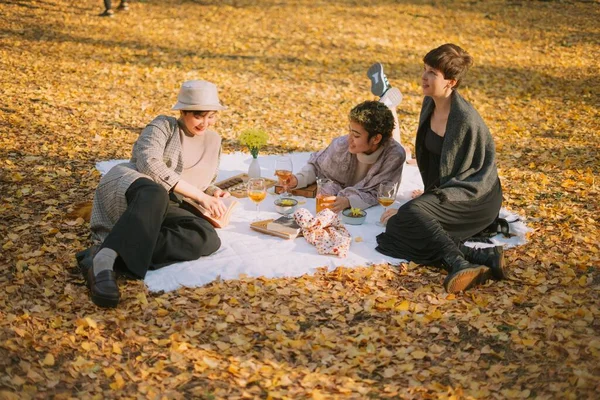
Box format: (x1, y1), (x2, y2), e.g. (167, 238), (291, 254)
(78, 80), (229, 308)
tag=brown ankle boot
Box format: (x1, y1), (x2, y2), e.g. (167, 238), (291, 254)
(459, 244), (507, 280)
(442, 253), (491, 293)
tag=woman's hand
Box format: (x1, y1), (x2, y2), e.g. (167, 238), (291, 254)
(412, 189), (423, 199)
(380, 208), (398, 226)
(330, 196), (350, 213)
(198, 192), (227, 218)
(279, 174), (298, 189)
(213, 189), (231, 198)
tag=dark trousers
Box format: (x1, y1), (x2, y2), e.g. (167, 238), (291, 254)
(101, 178), (221, 279)
(376, 180), (502, 266)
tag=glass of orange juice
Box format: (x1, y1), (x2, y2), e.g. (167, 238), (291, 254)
(275, 156), (293, 198)
(316, 177), (336, 213)
(376, 181), (398, 226)
(247, 178), (267, 221)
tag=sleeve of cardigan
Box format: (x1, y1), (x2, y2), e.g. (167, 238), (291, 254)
(295, 163), (317, 189)
(337, 144), (406, 209)
(132, 116), (180, 191)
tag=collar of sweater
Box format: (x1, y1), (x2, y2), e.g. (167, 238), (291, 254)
(357, 145), (384, 164)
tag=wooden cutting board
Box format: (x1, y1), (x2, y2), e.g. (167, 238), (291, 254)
(215, 173), (277, 198)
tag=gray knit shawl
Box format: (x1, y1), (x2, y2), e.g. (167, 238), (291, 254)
(416, 91), (499, 202)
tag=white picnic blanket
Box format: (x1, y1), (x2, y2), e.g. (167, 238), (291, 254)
(97, 153), (531, 292)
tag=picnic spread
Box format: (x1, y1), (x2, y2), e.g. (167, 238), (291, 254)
(96, 152), (531, 292)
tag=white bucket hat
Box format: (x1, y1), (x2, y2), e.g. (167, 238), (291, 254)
(172, 80), (227, 111)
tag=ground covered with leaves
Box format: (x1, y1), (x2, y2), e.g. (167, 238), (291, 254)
(1, 0), (599, 398)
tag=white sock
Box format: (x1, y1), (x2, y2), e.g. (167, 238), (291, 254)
(93, 248), (118, 276)
(380, 87), (403, 108)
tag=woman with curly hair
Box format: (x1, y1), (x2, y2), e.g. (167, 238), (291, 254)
(375, 43), (506, 293)
(280, 100), (406, 213)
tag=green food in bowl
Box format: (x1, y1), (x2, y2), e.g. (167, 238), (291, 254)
(278, 199), (296, 207)
(274, 198), (298, 215)
(341, 208), (367, 225)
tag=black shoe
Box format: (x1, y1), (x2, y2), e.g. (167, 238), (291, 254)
(442, 253), (491, 293)
(86, 267), (120, 308)
(99, 9), (114, 17)
(459, 244), (507, 280)
(117, 1), (129, 11)
(76, 245), (100, 279)
(367, 62), (391, 97)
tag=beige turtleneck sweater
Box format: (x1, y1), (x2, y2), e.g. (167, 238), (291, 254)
(178, 120), (222, 195)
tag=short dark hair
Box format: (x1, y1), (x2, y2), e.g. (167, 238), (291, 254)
(423, 43), (473, 89)
(348, 101), (395, 143)
(181, 110), (215, 117)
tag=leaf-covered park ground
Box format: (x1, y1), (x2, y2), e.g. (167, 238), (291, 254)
(1, 0), (599, 398)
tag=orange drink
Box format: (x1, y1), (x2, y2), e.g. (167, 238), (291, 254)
(378, 197), (395, 207)
(275, 157), (293, 196)
(275, 169), (292, 180)
(248, 190), (267, 203)
(316, 195), (336, 213)
(376, 180), (398, 226)
(247, 178), (267, 221)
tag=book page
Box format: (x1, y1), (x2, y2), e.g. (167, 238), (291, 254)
(182, 196), (238, 228)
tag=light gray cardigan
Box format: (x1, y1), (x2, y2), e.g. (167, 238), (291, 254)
(306, 135), (406, 209)
(415, 91), (499, 202)
(90, 115), (220, 243)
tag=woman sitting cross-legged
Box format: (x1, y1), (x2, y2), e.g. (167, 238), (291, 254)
(375, 43), (507, 293)
(280, 100), (407, 213)
(78, 80), (230, 308)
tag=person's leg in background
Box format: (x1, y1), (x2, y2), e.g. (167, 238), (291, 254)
(100, 0), (114, 16)
(367, 62), (414, 161)
(100, 0), (128, 17)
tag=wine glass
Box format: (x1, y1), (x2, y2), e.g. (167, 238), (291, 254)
(376, 181), (398, 227)
(247, 178), (267, 221)
(275, 156), (293, 198)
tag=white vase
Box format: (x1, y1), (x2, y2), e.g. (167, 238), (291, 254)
(248, 156), (261, 179)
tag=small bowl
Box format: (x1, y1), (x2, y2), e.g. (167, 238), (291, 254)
(341, 208), (367, 225)
(274, 198), (298, 216)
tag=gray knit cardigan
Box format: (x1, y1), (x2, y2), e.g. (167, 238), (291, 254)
(415, 91), (499, 202)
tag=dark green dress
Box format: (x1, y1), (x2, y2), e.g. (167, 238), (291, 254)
(376, 93), (502, 265)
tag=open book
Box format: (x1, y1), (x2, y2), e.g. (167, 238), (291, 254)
(267, 216), (302, 236)
(181, 196), (239, 228)
(250, 218), (302, 240)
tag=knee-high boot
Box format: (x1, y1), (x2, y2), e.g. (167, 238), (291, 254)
(459, 244), (507, 281)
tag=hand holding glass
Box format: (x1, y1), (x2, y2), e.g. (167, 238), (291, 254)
(376, 181), (398, 226)
(247, 178), (267, 221)
(275, 156), (293, 197)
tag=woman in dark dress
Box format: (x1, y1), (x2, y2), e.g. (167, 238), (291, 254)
(375, 43), (507, 293)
